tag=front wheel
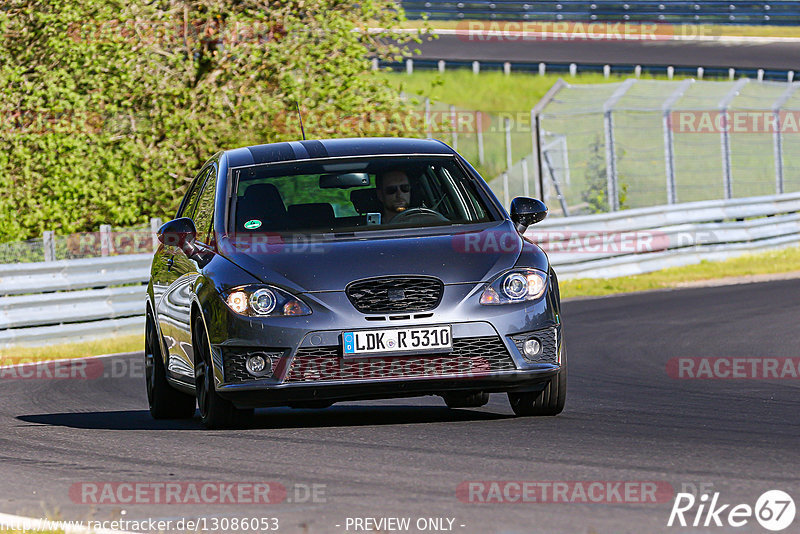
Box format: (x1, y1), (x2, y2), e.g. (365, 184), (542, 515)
(508, 345), (567, 416)
(193, 316), (254, 429)
(145, 315), (196, 419)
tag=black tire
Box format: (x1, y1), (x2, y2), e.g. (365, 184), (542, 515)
(442, 391), (490, 408)
(508, 345), (567, 416)
(145, 315), (196, 419)
(193, 316), (254, 429)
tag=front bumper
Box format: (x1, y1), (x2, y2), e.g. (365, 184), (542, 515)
(206, 283), (563, 408)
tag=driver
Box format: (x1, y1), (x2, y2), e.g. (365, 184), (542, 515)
(375, 169), (411, 223)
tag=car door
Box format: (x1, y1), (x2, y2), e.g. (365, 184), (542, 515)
(156, 166), (210, 383)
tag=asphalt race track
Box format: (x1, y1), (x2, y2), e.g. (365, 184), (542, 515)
(415, 33), (800, 70)
(1, 279), (798, 533)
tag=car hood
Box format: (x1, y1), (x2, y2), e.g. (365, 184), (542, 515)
(218, 221), (534, 292)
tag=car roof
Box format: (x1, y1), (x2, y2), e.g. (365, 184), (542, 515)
(225, 137), (456, 168)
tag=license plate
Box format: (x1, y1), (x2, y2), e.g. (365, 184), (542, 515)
(342, 326), (452, 357)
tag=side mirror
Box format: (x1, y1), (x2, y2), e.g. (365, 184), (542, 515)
(510, 197), (548, 233)
(157, 217), (197, 256)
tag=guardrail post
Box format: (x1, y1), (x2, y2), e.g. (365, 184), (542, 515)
(502, 171), (510, 208)
(43, 231), (55, 262)
(472, 61), (480, 75)
(476, 111), (485, 165)
(503, 62), (511, 76)
(150, 217), (162, 252)
(100, 224), (112, 256)
(405, 58), (413, 75)
(438, 60), (445, 73)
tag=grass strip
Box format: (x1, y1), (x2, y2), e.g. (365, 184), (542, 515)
(0, 334), (142, 365)
(560, 245), (800, 298)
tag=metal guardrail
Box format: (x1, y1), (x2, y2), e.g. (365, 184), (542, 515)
(401, 1), (800, 24)
(1, 193), (798, 346)
(529, 192), (800, 278)
(0, 254), (150, 348)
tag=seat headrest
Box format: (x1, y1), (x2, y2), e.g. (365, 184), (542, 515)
(237, 183), (288, 231)
(349, 188), (382, 214)
(287, 203), (335, 229)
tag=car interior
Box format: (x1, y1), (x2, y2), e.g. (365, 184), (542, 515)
(233, 158), (491, 234)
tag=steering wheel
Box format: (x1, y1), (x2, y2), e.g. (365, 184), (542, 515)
(390, 207), (449, 224)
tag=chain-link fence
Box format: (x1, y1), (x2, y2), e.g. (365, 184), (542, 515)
(536, 78), (800, 216)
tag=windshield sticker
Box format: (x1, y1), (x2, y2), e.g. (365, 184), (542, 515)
(244, 219), (262, 230)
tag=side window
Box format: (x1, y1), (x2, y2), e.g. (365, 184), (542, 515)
(176, 169), (206, 219)
(193, 168), (217, 244)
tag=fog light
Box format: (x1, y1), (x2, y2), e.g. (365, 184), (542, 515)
(245, 354), (272, 376)
(523, 338), (542, 358)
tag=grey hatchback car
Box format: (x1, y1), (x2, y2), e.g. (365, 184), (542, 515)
(146, 137), (566, 428)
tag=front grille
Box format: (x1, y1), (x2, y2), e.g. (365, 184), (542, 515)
(283, 336), (517, 383)
(345, 276), (443, 314)
(223, 349), (283, 383)
(510, 328), (559, 364)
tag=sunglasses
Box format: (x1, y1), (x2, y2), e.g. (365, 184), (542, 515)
(383, 184), (410, 195)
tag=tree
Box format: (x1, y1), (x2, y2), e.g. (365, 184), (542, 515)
(0, 0), (424, 241)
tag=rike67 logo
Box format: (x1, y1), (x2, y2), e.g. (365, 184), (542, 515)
(668, 490), (796, 531)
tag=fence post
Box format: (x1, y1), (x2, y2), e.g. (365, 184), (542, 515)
(531, 79), (568, 203)
(100, 224), (112, 256)
(43, 231), (55, 262)
(718, 79), (749, 200)
(150, 217), (162, 252)
(504, 117), (513, 174)
(602, 79), (636, 211)
(449, 105), (458, 150)
(502, 172), (510, 208)
(521, 158), (530, 197)
(662, 79), (694, 204)
(476, 111), (485, 165)
(424, 97), (432, 138)
(772, 84), (798, 194)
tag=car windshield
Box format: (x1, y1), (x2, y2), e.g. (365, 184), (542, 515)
(231, 156), (497, 235)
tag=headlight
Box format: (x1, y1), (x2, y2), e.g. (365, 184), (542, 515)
(480, 269), (548, 305)
(223, 285), (312, 317)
